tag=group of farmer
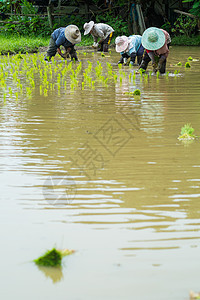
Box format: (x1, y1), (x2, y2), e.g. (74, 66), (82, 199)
(45, 21), (171, 74)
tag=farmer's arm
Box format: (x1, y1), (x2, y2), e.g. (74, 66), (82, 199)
(55, 34), (66, 58)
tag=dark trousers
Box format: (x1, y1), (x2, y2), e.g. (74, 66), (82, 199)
(140, 51), (167, 74)
(46, 37), (78, 60)
(99, 32), (113, 52)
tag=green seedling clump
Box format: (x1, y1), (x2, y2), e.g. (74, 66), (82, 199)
(185, 62), (191, 68)
(177, 62), (182, 66)
(133, 89), (141, 96)
(188, 56), (193, 61)
(178, 123), (196, 140)
(34, 248), (74, 267)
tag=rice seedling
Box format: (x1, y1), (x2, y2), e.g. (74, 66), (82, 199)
(3, 92), (6, 104)
(144, 73), (148, 81)
(156, 71), (160, 78)
(15, 92), (19, 101)
(185, 62), (191, 68)
(174, 70), (180, 75)
(133, 89), (141, 96)
(34, 248), (74, 267)
(165, 71), (169, 77)
(26, 87), (32, 98)
(9, 87), (12, 97)
(177, 62), (182, 66)
(113, 74), (118, 82)
(187, 56), (193, 61)
(125, 89), (141, 98)
(139, 68), (145, 74)
(178, 123), (197, 140)
(44, 88), (48, 97)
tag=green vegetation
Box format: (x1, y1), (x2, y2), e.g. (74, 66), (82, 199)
(183, 0), (200, 17)
(185, 61), (191, 68)
(171, 15), (198, 37)
(34, 248), (74, 267)
(133, 89), (141, 96)
(0, 34), (49, 54)
(178, 124), (197, 140)
(171, 35), (200, 46)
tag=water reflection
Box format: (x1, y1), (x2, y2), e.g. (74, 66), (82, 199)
(37, 266), (63, 283)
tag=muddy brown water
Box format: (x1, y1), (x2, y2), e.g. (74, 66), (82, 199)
(0, 46), (200, 300)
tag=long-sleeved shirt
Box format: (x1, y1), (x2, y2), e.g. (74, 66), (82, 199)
(51, 27), (74, 48)
(120, 35), (142, 56)
(90, 23), (114, 43)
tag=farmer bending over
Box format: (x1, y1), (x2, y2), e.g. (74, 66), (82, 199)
(83, 21), (114, 52)
(139, 27), (171, 73)
(45, 25), (81, 61)
(115, 35), (144, 66)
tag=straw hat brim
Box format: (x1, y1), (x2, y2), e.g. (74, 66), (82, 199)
(115, 36), (129, 53)
(84, 21), (94, 35)
(142, 27), (165, 50)
(64, 25), (81, 44)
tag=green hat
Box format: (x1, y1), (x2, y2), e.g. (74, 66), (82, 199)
(141, 27), (165, 50)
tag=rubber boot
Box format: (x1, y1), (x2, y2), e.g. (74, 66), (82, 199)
(97, 43), (103, 52)
(70, 48), (78, 61)
(103, 44), (109, 52)
(137, 55), (143, 65)
(118, 57), (124, 64)
(139, 59), (148, 71)
(158, 60), (166, 74)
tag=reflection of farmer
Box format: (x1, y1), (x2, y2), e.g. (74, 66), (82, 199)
(83, 21), (114, 52)
(45, 25), (81, 61)
(139, 27), (171, 73)
(115, 35), (144, 66)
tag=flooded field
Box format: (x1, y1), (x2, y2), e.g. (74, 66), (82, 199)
(0, 46), (200, 300)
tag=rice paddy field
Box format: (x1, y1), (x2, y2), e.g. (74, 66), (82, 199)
(0, 46), (200, 300)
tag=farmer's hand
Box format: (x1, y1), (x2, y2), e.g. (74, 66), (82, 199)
(92, 42), (99, 49)
(152, 63), (157, 73)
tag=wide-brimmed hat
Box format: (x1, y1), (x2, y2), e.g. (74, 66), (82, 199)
(83, 21), (94, 35)
(65, 25), (81, 44)
(115, 36), (129, 52)
(141, 27), (165, 50)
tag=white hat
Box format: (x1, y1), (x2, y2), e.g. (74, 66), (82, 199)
(115, 36), (129, 52)
(83, 21), (94, 35)
(65, 25), (81, 44)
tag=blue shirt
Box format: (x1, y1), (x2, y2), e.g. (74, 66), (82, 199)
(120, 35), (142, 56)
(51, 27), (73, 48)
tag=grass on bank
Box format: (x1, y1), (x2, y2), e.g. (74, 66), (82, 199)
(0, 34), (94, 54)
(0, 35), (49, 54)
(0, 33), (199, 55)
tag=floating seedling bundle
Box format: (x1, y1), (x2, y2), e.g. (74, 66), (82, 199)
(34, 248), (74, 267)
(178, 124), (197, 141)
